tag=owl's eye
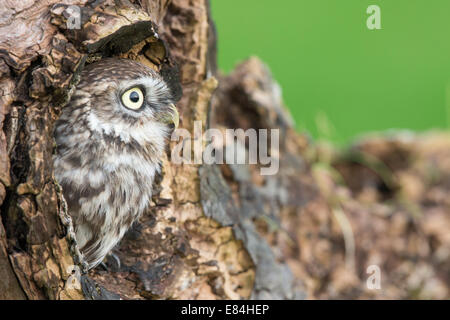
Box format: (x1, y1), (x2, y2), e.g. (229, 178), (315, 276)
(121, 87), (144, 110)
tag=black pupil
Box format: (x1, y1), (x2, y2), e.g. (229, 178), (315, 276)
(129, 91), (140, 103)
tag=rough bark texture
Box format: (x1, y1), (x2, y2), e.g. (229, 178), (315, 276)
(0, 0), (449, 300)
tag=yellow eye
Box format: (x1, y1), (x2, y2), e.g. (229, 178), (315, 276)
(121, 87), (144, 110)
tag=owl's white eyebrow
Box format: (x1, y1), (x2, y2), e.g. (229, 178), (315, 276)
(118, 77), (170, 100)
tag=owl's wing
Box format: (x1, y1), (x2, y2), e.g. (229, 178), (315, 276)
(59, 179), (108, 268)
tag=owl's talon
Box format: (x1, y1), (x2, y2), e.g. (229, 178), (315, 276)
(98, 252), (122, 272)
(98, 261), (108, 271)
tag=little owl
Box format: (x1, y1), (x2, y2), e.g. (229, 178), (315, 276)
(53, 58), (178, 269)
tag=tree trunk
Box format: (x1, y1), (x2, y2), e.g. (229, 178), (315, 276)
(0, 0), (309, 300)
(1, 0), (449, 300)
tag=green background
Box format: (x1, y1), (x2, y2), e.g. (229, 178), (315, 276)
(211, 0), (450, 143)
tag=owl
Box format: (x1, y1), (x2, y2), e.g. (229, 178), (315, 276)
(53, 58), (178, 270)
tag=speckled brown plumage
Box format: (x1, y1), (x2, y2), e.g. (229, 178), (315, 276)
(53, 58), (176, 269)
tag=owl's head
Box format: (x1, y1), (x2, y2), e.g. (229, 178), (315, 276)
(69, 58), (178, 150)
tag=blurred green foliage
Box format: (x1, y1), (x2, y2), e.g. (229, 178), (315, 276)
(211, 0), (450, 143)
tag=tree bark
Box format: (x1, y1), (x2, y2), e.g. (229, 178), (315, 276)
(0, 0), (309, 300)
(1, 0), (449, 300)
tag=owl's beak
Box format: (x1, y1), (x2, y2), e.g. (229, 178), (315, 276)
(164, 103), (179, 129)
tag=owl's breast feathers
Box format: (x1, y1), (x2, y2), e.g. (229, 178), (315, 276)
(55, 126), (161, 268)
